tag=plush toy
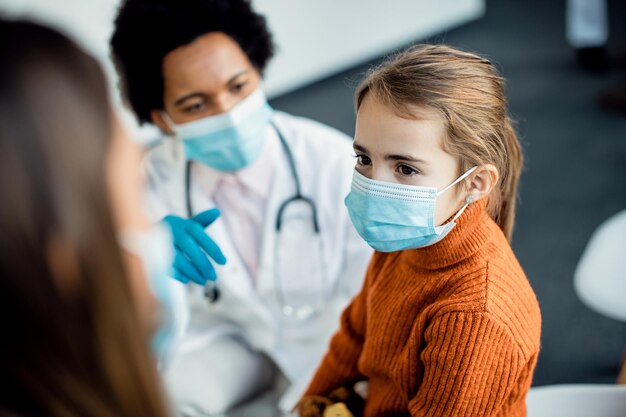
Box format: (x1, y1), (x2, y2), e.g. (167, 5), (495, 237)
(323, 403), (352, 417)
(298, 386), (365, 417)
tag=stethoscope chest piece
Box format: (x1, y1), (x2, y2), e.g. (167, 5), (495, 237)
(203, 281), (220, 303)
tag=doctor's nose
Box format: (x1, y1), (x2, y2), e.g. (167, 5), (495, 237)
(211, 94), (238, 115)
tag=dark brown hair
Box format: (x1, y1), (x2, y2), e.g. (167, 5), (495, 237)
(0, 19), (170, 417)
(356, 44), (523, 239)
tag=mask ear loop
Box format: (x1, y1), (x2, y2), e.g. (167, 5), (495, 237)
(451, 196), (473, 222)
(160, 111), (176, 136)
(437, 166), (479, 222)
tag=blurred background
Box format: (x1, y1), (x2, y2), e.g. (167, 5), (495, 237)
(1, 0), (625, 409)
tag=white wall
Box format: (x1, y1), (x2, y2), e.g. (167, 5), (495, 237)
(0, 0), (139, 133)
(256, 0), (485, 97)
(0, 0), (484, 134)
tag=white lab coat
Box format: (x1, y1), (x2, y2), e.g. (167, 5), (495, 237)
(144, 111), (372, 411)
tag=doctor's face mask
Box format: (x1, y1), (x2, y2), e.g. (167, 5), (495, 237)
(163, 87), (273, 172)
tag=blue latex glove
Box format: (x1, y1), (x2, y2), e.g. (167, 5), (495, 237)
(161, 208), (227, 284)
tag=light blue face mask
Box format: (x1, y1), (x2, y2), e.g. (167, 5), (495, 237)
(345, 167), (477, 252)
(119, 224), (176, 364)
(164, 88), (274, 172)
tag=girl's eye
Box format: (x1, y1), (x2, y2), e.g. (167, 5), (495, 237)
(230, 82), (248, 94)
(397, 164), (419, 176)
(184, 102), (206, 113)
(355, 154), (372, 166)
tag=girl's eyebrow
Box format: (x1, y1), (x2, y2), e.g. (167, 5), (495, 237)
(384, 154), (428, 164)
(354, 143), (427, 164)
(353, 143), (368, 153)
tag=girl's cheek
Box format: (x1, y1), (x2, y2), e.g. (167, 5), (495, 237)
(434, 192), (459, 226)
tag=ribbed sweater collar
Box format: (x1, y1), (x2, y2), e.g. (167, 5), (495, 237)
(411, 198), (493, 270)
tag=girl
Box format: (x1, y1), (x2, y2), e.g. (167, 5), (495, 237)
(299, 45), (541, 417)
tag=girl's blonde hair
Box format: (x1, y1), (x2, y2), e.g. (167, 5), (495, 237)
(355, 44), (523, 240)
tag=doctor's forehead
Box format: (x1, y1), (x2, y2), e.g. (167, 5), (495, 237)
(162, 32), (253, 95)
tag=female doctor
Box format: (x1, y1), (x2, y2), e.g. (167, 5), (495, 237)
(110, 0), (371, 414)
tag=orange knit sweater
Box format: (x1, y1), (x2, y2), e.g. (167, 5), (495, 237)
(303, 200), (541, 417)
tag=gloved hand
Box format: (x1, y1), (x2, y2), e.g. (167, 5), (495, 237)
(161, 208), (226, 284)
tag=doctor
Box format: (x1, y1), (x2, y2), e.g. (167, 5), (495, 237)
(110, 0), (372, 414)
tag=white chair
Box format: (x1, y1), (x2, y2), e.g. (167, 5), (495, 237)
(527, 384), (626, 417)
(574, 209), (626, 322)
(574, 209), (626, 383)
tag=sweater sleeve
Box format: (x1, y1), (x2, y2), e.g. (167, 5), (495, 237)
(302, 253), (380, 397)
(408, 312), (526, 417)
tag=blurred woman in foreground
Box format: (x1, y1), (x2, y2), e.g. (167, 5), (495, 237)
(0, 18), (171, 417)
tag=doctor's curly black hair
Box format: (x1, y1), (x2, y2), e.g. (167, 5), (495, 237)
(110, 0), (275, 124)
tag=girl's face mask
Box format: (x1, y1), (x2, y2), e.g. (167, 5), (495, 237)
(345, 167), (477, 252)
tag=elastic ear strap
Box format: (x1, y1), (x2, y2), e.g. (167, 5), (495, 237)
(451, 202), (470, 222)
(438, 166), (478, 196)
(160, 111), (176, 134)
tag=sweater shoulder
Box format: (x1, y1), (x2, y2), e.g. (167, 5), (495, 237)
(483, 255), (541, 358)
(431, 228), (541, 357)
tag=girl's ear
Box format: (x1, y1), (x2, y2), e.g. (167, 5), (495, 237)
(466, 164), (499, 203)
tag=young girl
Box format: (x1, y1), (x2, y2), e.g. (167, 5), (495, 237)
(298, 45), (541, 417)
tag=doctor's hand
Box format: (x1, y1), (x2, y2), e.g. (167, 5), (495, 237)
(161, 208), (227, 284)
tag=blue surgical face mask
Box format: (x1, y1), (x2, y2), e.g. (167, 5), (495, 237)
(345, 167), (478, 252)
(163, 88), (274, 172)
(119, 224), (175, 364)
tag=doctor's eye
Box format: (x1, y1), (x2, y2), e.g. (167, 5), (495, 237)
(397, 164), (419, 176)
(183, 102), (207, 113)
(230, 81), (248, 94)
(354, 154), (372, 166)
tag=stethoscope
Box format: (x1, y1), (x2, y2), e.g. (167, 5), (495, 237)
(185, 122), (326, 320)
